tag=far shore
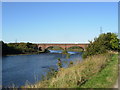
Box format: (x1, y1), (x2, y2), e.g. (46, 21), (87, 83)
(2, 52), (43, 56)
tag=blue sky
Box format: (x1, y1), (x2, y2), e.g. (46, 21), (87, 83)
(2, 2), (118, 43)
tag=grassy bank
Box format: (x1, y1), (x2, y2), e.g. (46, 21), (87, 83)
(25, 53), (118, 88)
(80, 54), (118, 88)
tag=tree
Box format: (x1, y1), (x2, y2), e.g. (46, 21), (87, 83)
(110, 33), (119, 50)
(82, 32), (119, 58)
(2, 41), (39, 55)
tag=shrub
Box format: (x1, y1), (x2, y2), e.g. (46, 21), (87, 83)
(57, 58), (62, 69)
(62, 50), (68, 54)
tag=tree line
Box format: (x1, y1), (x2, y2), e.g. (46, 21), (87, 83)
(1, 41), (39, 56)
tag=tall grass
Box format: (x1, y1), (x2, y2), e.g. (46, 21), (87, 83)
(80, 54), (118, 88)
(25, 53), (118, 88)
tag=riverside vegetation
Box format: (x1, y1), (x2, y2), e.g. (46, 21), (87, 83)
(25, 53), (118, 88)
(1, 42), (83, 56)
(24, 32), (119, 88)
(1, 41), (39, 56)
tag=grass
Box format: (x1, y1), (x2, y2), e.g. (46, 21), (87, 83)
(80, 54), (118, 88)
(25, 53), (118, 88)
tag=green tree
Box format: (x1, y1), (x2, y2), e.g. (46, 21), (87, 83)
(2, 41), (39, 55)
(110, 33), (119, 50)
(82, 32), (119, 58)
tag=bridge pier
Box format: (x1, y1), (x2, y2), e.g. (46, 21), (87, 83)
(38, 46), (45, 52)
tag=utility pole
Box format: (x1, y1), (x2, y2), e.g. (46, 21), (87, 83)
(100, 27), (103, 34)
(15, 39), (17, 43)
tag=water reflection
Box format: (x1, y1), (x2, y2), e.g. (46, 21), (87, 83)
(49, 50), (80, 54)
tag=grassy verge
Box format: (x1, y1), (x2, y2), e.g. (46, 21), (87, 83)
(25, 53), (118, 88)
(80, 54), (118, 88)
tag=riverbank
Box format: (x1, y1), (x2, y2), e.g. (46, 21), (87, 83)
(2, 51), (48, 56)
(3, 53), (39, 56)
(25, 53), (118, 88)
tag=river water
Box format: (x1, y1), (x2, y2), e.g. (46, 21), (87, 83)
(2, 50), (82, 87)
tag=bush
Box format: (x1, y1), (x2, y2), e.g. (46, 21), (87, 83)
(62, 50), (68, 54)
(57, 58), (62, 69)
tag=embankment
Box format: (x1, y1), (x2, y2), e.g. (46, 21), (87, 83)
(25, 53), (118, 88)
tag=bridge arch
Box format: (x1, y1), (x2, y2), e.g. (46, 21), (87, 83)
(46, 46), (64, 50)
(67, 46), (84, 51)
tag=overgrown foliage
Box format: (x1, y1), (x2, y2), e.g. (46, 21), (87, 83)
(82, 32), (119, 58)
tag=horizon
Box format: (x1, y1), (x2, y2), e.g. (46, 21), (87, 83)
(2, 40), (89, 44)
(2, 2), (118, 43)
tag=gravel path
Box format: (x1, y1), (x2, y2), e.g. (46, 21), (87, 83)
(114, 79), (118, 88)
(113, 55), (119, 89)
(113, 62), (120, 89)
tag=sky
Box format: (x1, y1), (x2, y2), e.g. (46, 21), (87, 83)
(2, 2), (118, 43)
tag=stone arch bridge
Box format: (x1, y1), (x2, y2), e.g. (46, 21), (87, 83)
(37, 43), (89, 51)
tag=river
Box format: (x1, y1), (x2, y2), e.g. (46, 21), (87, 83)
(2, 50), (82, 87)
